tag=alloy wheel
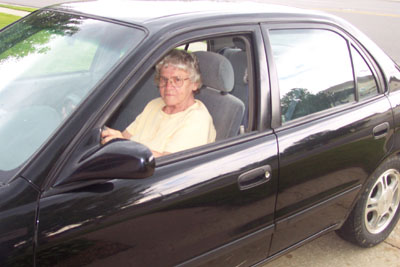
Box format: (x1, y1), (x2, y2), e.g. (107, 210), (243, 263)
(365, 169), (400, 234)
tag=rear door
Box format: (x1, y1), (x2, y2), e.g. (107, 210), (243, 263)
(262, 24), (394, 255)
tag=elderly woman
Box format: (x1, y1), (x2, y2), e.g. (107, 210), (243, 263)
(101, 49), (216, 157)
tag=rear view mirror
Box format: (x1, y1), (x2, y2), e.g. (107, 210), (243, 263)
(56, 139), (155, 186)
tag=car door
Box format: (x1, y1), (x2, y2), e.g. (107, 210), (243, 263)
(34, 26), (279, 266)
(0, 178), (39, 266)
(0, 13), (147, 266)
(262, 24), (394, 255)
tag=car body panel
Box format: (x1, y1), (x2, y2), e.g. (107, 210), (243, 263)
(386, 69), (400, 154)
(36, 135), (278, 266)
(0, 178), (38, 265)
(261, 22), (396, 254)
(270, 96), (394, 254)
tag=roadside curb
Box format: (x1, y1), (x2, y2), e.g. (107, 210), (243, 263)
(0, 7), (28, 16)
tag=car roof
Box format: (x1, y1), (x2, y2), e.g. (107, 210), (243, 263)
(47, 0), (335, 27)
(44, 1), (396, 98)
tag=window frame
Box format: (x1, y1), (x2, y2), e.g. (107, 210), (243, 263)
(262, 22), (385, 129)
(350, 44), (380, 101)
(98, 24), (270, 167)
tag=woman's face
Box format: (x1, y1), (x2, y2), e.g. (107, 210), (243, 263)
(159, 65), (198, 111)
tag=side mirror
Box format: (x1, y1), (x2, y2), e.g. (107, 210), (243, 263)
(56, 139), (155, 186)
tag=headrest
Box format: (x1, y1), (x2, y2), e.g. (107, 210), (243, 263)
(233, 37), (246, 51)
(194, 51), (234, 93)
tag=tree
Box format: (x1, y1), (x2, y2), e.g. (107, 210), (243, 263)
(0, 11), (82, 62)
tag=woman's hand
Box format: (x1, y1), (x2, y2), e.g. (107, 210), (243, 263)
(101, 127), (168, 158)
(101, 127), (131, 144)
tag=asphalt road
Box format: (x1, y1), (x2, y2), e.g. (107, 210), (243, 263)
(262, 0), (400, 64)
(1, 0), (399, 266)
(263, 223), (400, 267)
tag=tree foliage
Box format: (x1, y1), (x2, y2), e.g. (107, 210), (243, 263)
(0, 11), (82, 62)
(281, 88), (333, 121)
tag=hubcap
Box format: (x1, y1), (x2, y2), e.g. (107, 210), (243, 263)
(365, 169), (400, 234)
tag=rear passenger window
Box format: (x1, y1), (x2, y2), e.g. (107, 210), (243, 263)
(269, 29), (355, 123)
(351, 45), (378, 100)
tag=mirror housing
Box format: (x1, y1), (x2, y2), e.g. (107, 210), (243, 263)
(56, 139), (155, 186)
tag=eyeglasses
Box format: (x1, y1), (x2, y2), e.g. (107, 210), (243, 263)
(159, 76), (190, 87)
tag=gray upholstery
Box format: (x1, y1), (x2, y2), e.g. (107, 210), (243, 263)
(194, 51), (234, 93)
(221, 40), (249, 127)
(194, 51), (245, 141)
(222, 48), (248, 101)
(233, 37), (246, 50)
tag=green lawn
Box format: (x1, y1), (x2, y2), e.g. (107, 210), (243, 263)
(0, 4), (36, 29)
(0, 12), (21, 29)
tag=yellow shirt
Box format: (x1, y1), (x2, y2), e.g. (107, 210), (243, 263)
(126, 98), (216, 154)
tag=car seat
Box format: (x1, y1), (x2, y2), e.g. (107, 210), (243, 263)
(220, 37), (249, 127)
(194, 51), (245, 141)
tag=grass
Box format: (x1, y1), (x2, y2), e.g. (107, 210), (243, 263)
(0, 4), (36, 29)
(0, 4), (37, 13)
(0, 12), (21, 29)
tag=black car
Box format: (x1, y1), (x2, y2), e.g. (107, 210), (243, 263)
(1, 1), (400, 266)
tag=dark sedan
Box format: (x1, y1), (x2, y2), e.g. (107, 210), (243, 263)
(1, 1), (400, 266)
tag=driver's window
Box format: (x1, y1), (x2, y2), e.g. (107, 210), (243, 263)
(106, 34), (254, 158)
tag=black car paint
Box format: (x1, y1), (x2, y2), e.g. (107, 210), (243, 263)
(270, 96), (394, 254)
(36, 134), (278, 266)
(1, 1), (400, 266)
(0, 178), (38, 265)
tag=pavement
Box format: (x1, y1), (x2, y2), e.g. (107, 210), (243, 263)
(0, 4), (29, 16)
(0, 2), (400, 267)
(263, 222), (400, 267)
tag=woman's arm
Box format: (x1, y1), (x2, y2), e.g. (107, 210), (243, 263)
(151, 150), (170, 158)
(101, 127), (132, 144)
(102, 127), (167, 158)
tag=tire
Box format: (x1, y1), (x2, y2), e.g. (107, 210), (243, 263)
(336, 157), (400, 247)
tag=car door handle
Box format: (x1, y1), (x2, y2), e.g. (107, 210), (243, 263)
(373, 122), (390, 139)
(238, 165), (271, 190)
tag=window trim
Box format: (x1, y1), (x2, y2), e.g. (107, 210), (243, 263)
(262, 22), (385, 129)
(350, 44), (380, 101)
(149, 27), (269, 166)
(349, 41), (385, 95)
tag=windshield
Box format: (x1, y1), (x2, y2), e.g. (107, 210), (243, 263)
(0, 11), (145, 176)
